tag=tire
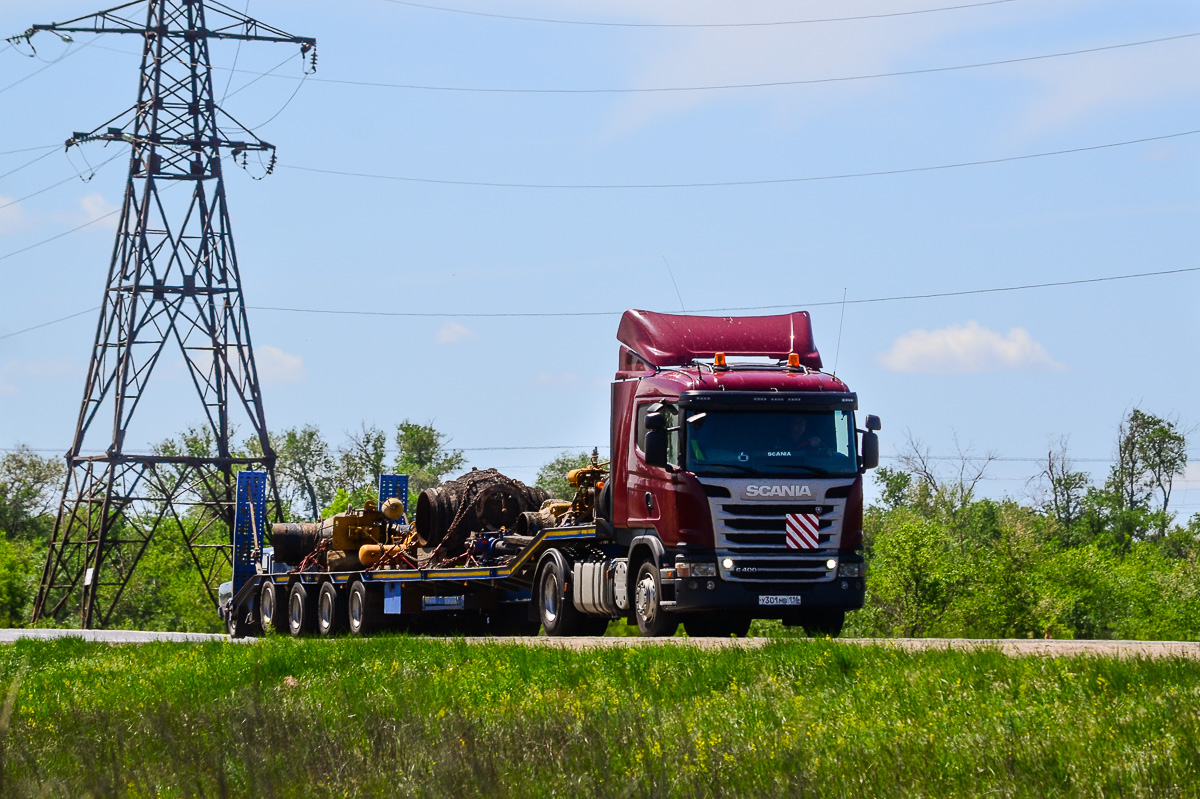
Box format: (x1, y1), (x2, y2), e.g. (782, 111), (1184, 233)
(317, 581), (345, 637)
(287, 581), (315, 637)
(537, 550), (590, 637)
(801, 610), (845, 638)
(226, 603), (248, 639)
(260, 580), (288, 635)
(633, 560), (678, 637)
(348, 580), (381, 637)
(683, 613), (752, 638)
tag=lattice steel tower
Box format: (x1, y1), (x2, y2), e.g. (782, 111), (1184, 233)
(10, 2), (315, 628)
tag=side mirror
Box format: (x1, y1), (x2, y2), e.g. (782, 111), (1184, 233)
(645, 411), (665, 431)
(645, 428), (668, 468)
(864, 414), (881, 432)
(859, 431), (879, 471)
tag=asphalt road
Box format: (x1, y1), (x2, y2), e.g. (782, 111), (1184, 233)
(2, 628), (1198, 658)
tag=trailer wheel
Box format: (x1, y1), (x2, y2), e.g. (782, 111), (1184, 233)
(317, 581), (346, 637)
(683, 613), (751, 639)
(259, 580), (287, 635)
(226, 603), (249, 639)
(633, 560), (678, 637)
(288, 581), (315, 637)
(348, 580), (380, 637)
(800, 610), (845, 638)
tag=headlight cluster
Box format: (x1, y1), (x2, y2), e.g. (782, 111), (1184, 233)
(837, 563), (866, 578)
(676, 561), (717, 578)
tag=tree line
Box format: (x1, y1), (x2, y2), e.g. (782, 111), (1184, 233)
(0, 409), (1194, 637)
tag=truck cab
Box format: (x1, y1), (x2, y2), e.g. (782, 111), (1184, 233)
(606, 310), (880, 636)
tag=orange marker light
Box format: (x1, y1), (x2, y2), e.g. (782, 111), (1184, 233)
(787, 352), (801, 368)
(714, 352), (727, 367)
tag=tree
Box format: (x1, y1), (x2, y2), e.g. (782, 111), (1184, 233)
(337, 423), (388, 493)
(535, 451), (593, 500)
(394, 420), (465, 504)
(1038, 437), (1091, 542)
(275, 425), (336, 521)
(1104, 409), (1187, 539)
(0, 445), (64, 542)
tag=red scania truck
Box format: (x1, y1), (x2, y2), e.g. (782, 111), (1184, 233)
(221, 309), (880, 638)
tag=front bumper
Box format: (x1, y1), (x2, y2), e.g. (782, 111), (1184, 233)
(669, 573), (865, 616)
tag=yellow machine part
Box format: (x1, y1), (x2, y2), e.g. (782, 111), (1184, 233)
(359, 544), (407, 568)
(329, 506), (388, 551)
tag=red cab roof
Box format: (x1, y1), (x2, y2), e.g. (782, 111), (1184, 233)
(616, 309), (822, 369)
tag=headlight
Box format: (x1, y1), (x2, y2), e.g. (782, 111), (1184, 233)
(677, 561), (717, 578)
(837, 563), (865, 578)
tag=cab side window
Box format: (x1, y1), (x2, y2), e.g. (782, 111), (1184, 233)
(635, 402), (679, 467)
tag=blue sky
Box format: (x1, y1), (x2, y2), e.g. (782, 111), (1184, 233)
(1, 0), (1197, 512)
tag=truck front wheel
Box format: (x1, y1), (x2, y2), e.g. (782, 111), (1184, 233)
(634, 560), (678, 637)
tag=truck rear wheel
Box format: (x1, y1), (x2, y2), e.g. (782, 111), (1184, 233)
(683, 613), (751, 638)
(537, 550), (593, 636)
(288, 581), (315, 637)
(317, 581), (346, 637)
(633, 560), (678, 637)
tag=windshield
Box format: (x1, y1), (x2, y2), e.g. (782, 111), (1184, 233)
(684, 410), (858, 477)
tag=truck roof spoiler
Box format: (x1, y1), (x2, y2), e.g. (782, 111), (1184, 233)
(616, 309), (822, 370)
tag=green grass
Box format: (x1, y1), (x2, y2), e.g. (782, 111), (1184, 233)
(1, 637), (1198, 798)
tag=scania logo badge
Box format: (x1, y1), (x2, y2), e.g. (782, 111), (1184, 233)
(744, 484), (812, 499)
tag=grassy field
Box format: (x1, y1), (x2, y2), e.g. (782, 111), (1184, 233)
(1, 636), (1198, 798)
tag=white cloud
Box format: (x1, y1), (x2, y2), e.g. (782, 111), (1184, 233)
(435, 321), (475, 344)
(79, 193), (120, 232)
(255, 345), (307, 386)
(0, 195), (30, 235)
(878, 321), (1063, 374)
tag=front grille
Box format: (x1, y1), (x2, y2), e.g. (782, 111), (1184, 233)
(704, 481), (853, 583)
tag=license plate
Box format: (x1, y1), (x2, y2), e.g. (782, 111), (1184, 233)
(758, 595), (803, 606)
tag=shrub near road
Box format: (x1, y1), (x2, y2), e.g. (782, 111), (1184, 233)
(1, 637), (1198, 798)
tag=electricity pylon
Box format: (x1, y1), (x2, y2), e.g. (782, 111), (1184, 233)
(8, 2), (315, 628)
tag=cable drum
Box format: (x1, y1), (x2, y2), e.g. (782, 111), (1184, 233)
(415, 468), (550, 555)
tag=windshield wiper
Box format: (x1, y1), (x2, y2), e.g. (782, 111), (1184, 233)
(694, 462), (757, 474)
(756, 464), (839, 477)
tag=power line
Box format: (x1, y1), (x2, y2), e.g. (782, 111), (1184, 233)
(0, 39), (92, 95)
(6, 262), (1195, 340)
(247, 264), (1199, 319)
(0, 144), (59, 156)
(280, 127), (1200, 189)
(237, 30), (1200, 95)
(382, 0), (1020, 28)
(0, 150), (126, 214)
(0, 307), (98, 342)
(0, 209), (120, 263)
(0, 148), (58, 181)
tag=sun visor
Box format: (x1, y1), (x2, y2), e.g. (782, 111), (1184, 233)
(616, 310), (822, 369)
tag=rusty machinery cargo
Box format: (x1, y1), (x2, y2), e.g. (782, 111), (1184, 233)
(220, 309), (881, 639)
